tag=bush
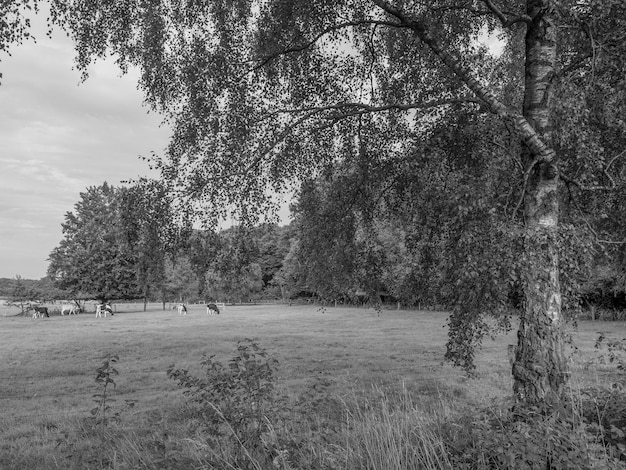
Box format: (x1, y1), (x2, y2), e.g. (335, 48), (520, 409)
(581, 335), (626, 461)
(167, 339), (289, 469)
(582, 387), (626, 462)
(444, 403), (598, 470)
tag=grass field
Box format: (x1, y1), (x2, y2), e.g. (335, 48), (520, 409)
(1, 304), (625, 469)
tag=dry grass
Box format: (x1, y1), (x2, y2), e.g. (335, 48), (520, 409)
(1, 304), (624, 468)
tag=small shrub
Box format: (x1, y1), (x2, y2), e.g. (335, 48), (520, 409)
(167, 339), (289, 469)
(595, 334), (626, 373)
(90, 354), (135, 429)
(90, 354), (119, 429)
(582, 387), (626, 461)
(581, 335), (626, 461)
(440, 399), (621, 470)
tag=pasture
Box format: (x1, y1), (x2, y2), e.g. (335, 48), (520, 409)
(1, 304), (624, 469)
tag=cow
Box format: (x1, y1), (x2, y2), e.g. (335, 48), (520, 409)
(32, 306), (49, 319)
(177, 303), (187, 315)
(61, 304), (81, 316)
(95, 303), (113, 318)
(206, 303), (220, 315)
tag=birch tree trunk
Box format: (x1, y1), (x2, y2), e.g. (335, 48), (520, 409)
(372, 0), (569, 403)
(512, 1), (567, 404)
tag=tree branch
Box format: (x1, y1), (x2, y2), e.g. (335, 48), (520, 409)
(511, 157), (541, 219)
(481, 0), (532, 27)
(247, 20), (399, 75)
(560, 149), (626, 191)
(184, 109), (321, 192)
(370, 0), (556, 164)
(568, 188), (626, 246)
(258, 97), (483, 122)
(327, 98), (482, 119)
(554, 51), (592, 81)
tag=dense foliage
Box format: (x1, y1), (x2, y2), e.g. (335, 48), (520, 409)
(42, 181), (294, 304)
(47, 183), (143, 302)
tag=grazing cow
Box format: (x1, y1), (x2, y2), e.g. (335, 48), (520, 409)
(206, 303), (220, 315)
(95, 303), (113, 318)
(61, 304), (80, 316)
(177, 303), (187, 315)
(32, 306), (49, 318)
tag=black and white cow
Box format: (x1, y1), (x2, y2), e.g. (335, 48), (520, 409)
(32, 306), (49, 319)
(95, 303), (113, 318)
(206, 303), (220, 315)
(177, 303), (188, 315)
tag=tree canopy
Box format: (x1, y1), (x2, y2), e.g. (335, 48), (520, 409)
(7, 0), (625, 404)
(47, 183), (136, 301)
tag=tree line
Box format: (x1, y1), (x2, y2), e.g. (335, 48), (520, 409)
(4, 170), (624, 319)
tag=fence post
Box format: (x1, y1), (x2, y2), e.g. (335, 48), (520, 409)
(591, 305), (596, 322)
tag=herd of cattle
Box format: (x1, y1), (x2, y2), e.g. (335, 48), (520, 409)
(29, 302), (224, 318)
(31, 303), (104, 319)
(177, 302), (223, 315)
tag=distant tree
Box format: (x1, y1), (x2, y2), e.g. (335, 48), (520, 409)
(205, 262), (263, 304)
(205, 228), (263, 303)
(165, 256), (199, 303)
(0, 278), (15, 297)
(34, 276), (71, 301)
(47, 183), (141, 302)
(119, 180), (180, 310)
(293, 176), (360, 302)
(186, 229), (221, 300)
(4, 275), (34, 314)
(294, 165), (415, 307)
(255, 224), (292, 293)
(0, 276), (62, 300)
(272, 238), (306, 302)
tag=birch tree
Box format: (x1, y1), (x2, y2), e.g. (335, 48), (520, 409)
(15, 0), (625, 404)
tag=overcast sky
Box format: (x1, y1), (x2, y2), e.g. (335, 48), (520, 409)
(0, 22), (171, 280)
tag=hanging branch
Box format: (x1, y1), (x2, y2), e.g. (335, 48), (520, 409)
(370, 0), (556, 165)
(560, 149), (626, 191)
(481, 0), (532, 28)
(246, 20), (399, 76)
(568, 185), (626, 246)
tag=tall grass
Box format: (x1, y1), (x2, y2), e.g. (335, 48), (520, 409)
(4, 377), (626, 469)
(337, 385), (453, 470)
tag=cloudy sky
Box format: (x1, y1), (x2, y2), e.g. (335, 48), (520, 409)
(0, 20), (171, 280)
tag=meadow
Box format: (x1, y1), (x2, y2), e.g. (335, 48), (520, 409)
(1, 304), (625, 469)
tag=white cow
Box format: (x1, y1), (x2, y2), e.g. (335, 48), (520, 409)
(61, 304), (80, 315)
(177, 303), (187, 315)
